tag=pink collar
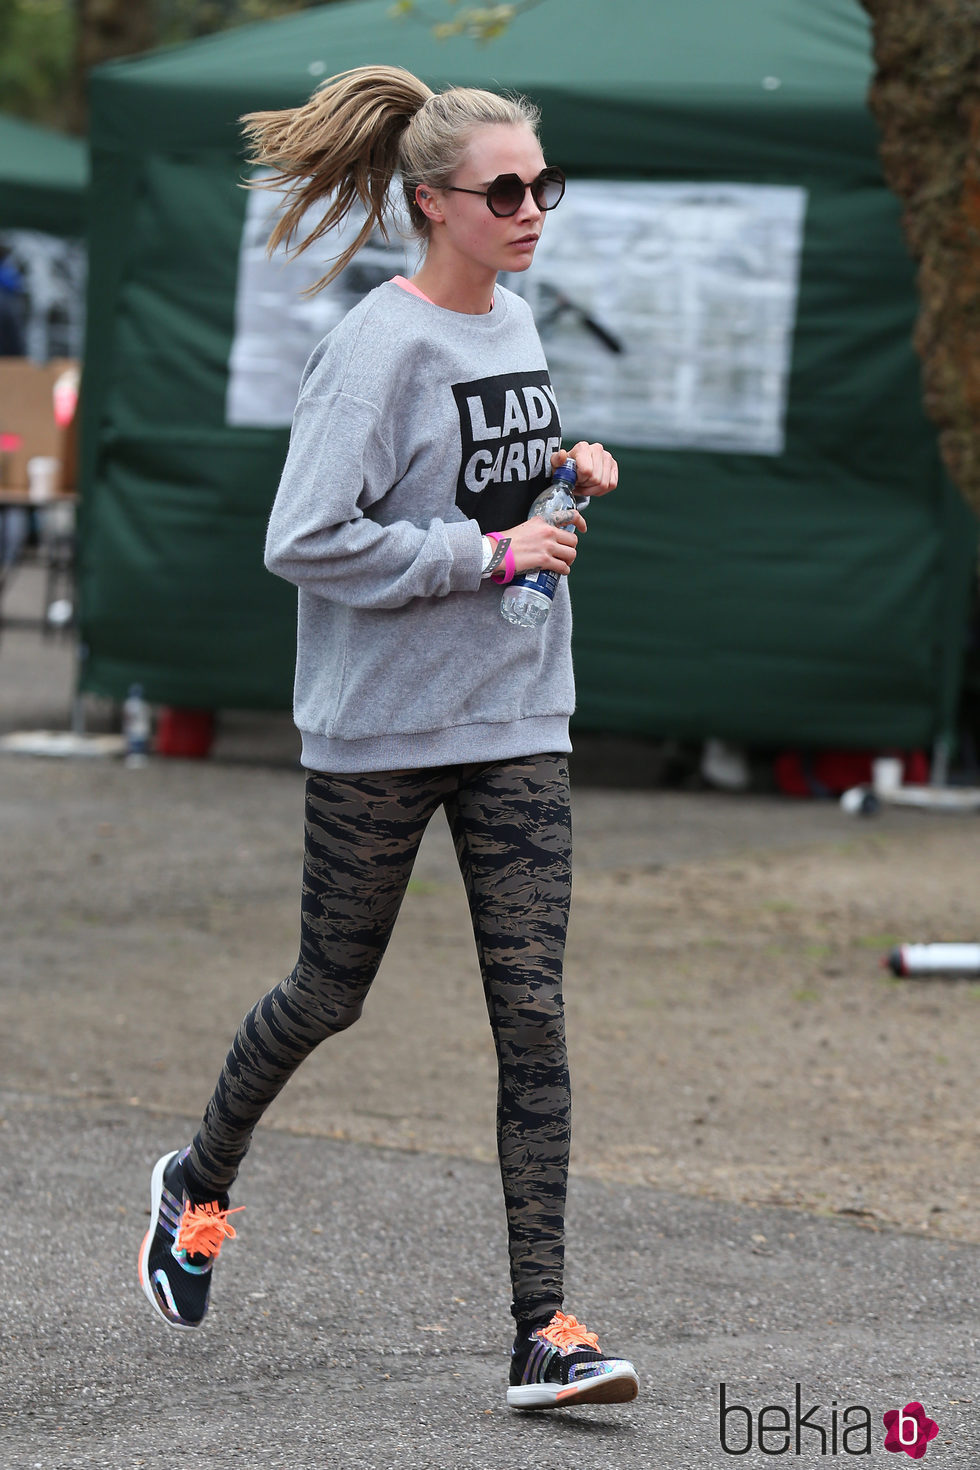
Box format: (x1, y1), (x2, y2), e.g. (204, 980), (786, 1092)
(390, 275), (494, 311)
(390, 274), (434, 304)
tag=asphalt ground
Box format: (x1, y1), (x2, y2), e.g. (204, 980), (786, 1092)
(3, 1089), (978, 1469)
(1, 563), (979, 1468)
(3, 1088), (978, 1470)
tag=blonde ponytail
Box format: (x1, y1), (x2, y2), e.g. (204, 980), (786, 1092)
(240, 65), (541, 292)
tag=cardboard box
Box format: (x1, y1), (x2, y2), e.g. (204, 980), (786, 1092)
(0, 357), (79, 494)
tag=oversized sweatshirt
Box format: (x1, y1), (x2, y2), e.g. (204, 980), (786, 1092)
(264, 280), (575, 773)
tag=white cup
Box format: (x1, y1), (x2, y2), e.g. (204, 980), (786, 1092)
(872, 757), (903, 794)
(27, 455), (61, 503)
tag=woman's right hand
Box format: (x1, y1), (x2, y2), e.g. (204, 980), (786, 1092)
(500, 506), (587, 576)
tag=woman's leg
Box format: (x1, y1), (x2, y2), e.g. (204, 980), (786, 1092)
(186, 767), (449, 1194)
(444, 754), (572, 1330)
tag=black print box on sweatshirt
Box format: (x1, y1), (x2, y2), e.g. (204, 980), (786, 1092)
(452, 369), (563, 532)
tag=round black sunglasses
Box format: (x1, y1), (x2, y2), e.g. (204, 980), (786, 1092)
(442, 166), (566, 218)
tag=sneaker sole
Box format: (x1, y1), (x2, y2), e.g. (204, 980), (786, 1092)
(138, 1149), (199, 1330)
(507, 1363), (639, 1409)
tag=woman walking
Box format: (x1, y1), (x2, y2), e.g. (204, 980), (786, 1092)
(138, 64), (638, 1411)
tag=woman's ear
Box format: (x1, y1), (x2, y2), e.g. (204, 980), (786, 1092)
(415, 186), (445, 224)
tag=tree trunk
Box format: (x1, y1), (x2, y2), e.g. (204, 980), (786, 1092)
(68, 0), (156, 133)
(859, 0), (980, 517)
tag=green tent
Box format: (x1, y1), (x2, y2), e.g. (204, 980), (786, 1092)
(0, 113), (88, 236)
(78, 0), (979, 751)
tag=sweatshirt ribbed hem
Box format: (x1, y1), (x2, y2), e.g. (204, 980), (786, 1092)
(299, 715), (572, 774)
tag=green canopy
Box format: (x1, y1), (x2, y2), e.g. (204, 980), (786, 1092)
(78, 0), (978, 752)
(0, 113), (88, 236)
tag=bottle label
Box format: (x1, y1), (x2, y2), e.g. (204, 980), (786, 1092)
(515, 569), (559, 600)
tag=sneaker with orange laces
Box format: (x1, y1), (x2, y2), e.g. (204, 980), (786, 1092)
(506, 1310), (639, 1408)
(138, 1149), (242, 1328)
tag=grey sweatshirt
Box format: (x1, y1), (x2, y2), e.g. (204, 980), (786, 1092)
(264, 280), (574, 773)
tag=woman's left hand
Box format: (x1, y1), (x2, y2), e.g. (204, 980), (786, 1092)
(552, 443), (618, 498)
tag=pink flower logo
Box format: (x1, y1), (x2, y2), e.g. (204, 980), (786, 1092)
(883, 1402), (939, 1458)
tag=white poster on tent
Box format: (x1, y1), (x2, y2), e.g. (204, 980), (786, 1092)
(507, 182), (807, 455)
(227, 178), (806, 456)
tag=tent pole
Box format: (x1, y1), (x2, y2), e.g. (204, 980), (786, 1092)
(69, 635), (87, 735)
(930, 731), (952, 787)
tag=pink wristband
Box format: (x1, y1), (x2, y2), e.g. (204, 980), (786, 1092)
(487, 533), (517, 585)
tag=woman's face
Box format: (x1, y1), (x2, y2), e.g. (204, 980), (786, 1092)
(428, 122), (550, 277)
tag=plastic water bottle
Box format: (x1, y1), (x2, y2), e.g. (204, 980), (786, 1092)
(500, 459), (581, 629)
(123, 683), (151, 767)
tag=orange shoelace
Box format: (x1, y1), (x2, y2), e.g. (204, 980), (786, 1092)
(176, 1202), (244, 1260)
(538, 1311), (600, 1352)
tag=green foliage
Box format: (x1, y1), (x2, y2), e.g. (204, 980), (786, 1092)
(0, 0), (331, 127)
(0, 0), (75, 127)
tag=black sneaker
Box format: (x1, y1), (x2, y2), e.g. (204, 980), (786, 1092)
(137, 1149), (242, 1328)
(506, 1310), (639, 1408)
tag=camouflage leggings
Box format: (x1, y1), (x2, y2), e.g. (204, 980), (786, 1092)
(188, 754), (572, 1325)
